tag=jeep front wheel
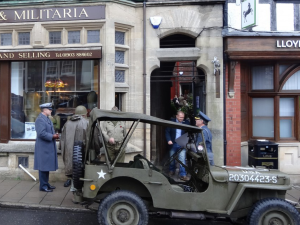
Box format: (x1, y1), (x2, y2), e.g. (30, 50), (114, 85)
(98, 190), (148, 225)
(248, 198), (300, 225)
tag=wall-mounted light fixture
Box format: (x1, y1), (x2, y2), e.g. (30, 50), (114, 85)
(179, 71), (183, 76)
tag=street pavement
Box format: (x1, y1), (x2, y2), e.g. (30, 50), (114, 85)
(0, 207), (233, 225)
(0, 179), (299, 224)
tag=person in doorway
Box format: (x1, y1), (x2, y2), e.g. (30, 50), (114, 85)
(195, 111), (215, 165)
(178, 94), (185, 107)
(34, 103), (59, 192)
(60, 105), (89, 190)
(101, 106), (126, 162)
(172, 95), (180, 109)
(165, 111), (190, 181)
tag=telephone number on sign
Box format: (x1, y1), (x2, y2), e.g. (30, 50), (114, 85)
(229, 173), (277, 183)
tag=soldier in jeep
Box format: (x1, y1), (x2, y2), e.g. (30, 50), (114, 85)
(101, 106), (126, 162)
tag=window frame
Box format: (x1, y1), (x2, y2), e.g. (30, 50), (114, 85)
(87, 30), (100, 44)
(0, 33), (12, 46)
(18, 31), (31, 46)
(67, 30), (81, 45)
(248, 61), (300, 142)
(49, 31), (62, 45)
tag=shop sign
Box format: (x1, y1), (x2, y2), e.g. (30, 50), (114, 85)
(276, 40), (300, 48)
(0, 5), (105, 23)
(0, 49), (101, 60)
(241, 0), (256, 29)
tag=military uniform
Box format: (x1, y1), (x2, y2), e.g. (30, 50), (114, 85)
(60, 115), (89, 176)
(101, 121), (126, 162)
(34, 103), (58, 192)
(195, 111), (215, 165)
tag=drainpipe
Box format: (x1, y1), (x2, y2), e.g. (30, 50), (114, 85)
(223, 1), (228, 165)
(143, 0), (147, 158)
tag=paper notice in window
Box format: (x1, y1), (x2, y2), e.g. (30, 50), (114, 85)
(24, 122), (37, 139)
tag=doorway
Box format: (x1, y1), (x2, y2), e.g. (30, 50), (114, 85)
(150, 61), (206, 164)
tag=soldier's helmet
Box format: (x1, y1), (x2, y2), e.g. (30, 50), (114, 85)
(75, 105), (87, 116)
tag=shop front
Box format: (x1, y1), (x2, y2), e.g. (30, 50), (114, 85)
(225, 34), (300, 183)
(0, 0), (225, 180)
(0, 4), (104, 180)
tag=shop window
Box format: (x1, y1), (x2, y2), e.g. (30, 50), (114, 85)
(115, 51), (125, 64)
(249, 64), (300, 141)
(252, 66), (274, 90)
(279, 64), (290, 76)
(18, 32), (30, 45)
(280, 98), (294, 138)
(87, 30), (100, 43)
(1, 33), (12, 46)
(49, 31), (61, 44)
(68, 31), (80, 44)
(10, 60), (99, 139)
(115, 70), (125, 82)
(252, 98), (274, 138)
(115, 31), (125, 45)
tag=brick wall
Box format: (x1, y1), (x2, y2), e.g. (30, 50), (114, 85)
(226, 62), (241, 166)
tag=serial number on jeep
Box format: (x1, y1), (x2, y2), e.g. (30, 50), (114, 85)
(228, 170), (278, 183)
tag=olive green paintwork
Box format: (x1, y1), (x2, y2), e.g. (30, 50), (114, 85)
(80, 109), (292, 219)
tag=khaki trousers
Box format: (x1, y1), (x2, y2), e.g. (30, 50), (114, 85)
(107, 143), (125, 162)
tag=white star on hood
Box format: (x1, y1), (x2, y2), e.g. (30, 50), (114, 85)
(97, 170), (106, 179)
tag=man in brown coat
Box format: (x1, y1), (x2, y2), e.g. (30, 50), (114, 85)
(60, 105), (89, 189)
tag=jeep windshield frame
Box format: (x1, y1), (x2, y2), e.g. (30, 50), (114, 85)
(85, 109), (207, 172)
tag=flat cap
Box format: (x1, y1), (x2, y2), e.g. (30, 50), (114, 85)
(195, 111), (211, 123)
(39, 102), (52, 110)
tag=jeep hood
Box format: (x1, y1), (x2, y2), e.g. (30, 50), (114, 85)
(211, 166), (290, 186)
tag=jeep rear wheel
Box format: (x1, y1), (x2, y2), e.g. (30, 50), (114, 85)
(98, 190), (148, 225)
(72, 142), (84, 190)
(248, 198), (300, 225)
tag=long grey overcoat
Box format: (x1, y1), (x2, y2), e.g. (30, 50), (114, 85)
(34, 113), (58, 171)
(59, 115), (88, 176)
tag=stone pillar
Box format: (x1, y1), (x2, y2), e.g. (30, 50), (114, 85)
(100, 20), (116, 110)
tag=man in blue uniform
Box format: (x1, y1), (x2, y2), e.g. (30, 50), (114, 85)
(195, 111), (215, 165)
(34, 103), (59, 192)
(165, 111), (190, 181)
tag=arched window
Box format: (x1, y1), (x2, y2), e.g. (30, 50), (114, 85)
(283, 70), (300, 90)
(160, 34), (195, 48)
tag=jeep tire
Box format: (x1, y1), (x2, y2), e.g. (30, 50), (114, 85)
(248, 198), (300, 225)
(72, 142), (84, 190)
(98, 190), (148, 225)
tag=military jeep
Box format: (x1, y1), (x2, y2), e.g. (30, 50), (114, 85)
(72, 109), (300, 225)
